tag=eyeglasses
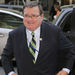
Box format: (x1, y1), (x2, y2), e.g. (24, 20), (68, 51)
(24, 14), (40, 19)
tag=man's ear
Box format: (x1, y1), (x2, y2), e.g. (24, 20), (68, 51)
(41, 13), (44, 18)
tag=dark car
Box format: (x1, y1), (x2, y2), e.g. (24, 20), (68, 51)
(53, 6), (75, 75)
(53, 6), (75, 46)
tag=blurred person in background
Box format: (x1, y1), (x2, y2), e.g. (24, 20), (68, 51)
(54, 2), (61, 19)
(49, 2), (60, 20)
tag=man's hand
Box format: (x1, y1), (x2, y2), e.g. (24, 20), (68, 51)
(12, 73), (17, 75)
(56, 70), (68, 75)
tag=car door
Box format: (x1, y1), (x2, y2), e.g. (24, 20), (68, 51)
(58, 8), (75, 75)
(0, 11), (23, 57)
(0, 28), (12, 58)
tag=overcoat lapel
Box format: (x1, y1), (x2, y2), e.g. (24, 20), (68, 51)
(23, 27), (34, 60)
(17, 25), (33, 63)
(36, 22), (49, 64)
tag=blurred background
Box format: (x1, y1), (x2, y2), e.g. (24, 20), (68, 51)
(0, 0), (75, 21)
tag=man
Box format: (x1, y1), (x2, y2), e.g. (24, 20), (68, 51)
(1, 1), (75, 75)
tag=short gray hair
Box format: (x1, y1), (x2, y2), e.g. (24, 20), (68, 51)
(23, 1), (44, 15)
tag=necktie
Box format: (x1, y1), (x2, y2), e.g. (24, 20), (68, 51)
(29, 32), (36, 63)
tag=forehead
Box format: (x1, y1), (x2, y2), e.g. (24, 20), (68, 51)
(24, 6), (40, 14)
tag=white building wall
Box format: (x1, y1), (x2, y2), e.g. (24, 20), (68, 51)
(26, 0), (30, 2)
(26, 0), (39, 2)
(0, 0), (5, 4)
(70, 0), (72, 4)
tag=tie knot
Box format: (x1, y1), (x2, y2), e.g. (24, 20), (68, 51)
(31, 32), (34, 37)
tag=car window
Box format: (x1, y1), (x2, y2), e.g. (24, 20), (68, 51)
(70, 8), (75, 32)
(61, 12), (72, 32)
(0, 13), (23, 29)
(52, 10), (65, 25)
(58, 11), (72, 32)
(59, 9), (75, 45)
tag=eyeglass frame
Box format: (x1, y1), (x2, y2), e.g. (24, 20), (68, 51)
(24, 14), (41, 19)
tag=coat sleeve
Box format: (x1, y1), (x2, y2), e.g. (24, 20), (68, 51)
(58, 27), (75, 70)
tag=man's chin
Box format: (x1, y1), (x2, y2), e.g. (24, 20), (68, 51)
(27, 28), (35, 31)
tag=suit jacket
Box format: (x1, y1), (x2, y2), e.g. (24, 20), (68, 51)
(1, 21), (75, 75)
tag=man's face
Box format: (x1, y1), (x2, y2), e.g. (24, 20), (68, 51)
(23, 6), (44, 31)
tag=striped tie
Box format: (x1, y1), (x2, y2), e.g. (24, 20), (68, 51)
(29, 32), (36, 63)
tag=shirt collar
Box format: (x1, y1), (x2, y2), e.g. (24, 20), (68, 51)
(26, 27), (40, 35)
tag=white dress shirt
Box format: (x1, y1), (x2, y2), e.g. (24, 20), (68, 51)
(26, 27), (40, 61)
(8, 27), (70, 75)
